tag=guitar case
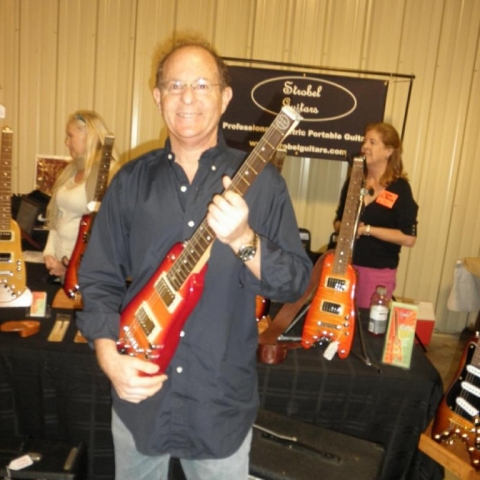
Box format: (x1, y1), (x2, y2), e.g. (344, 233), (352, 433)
(249, 410), (385, 480)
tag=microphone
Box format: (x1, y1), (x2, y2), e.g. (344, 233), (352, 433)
(367, 187), (374, 196)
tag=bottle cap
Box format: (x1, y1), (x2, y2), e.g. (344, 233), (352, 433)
(376, 285), (387, 295)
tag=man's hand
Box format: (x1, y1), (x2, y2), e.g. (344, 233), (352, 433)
(94, 338), (168, 404)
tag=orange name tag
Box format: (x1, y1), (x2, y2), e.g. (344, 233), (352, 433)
(376, 190), (398, 208)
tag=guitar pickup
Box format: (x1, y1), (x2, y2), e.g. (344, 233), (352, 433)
(325, 276), (348, 292)
(321, 301), (342, 315)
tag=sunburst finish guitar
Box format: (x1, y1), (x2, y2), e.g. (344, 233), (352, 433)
(116, 106), (302, 373)
(63, 134), (115, 299)
(301, 156), (364, 359)
(0, 127), (27, 303)
(432, 332), (480, 469)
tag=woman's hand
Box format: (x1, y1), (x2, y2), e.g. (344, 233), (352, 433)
(44, 255), (67, 277)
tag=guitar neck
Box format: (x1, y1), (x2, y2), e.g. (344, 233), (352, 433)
(93, 134), (115, 202)
(0, 127), (13, 231)
(167, 106), (303, 291)
(333, 156), (365, 275)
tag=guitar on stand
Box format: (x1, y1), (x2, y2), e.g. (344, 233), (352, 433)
(431, 331), (480, 469)
(116, 106), (302, 374)
(0, 123), (32, 307)
(52, 134), (115, 310)
(301, 156), (364, 360)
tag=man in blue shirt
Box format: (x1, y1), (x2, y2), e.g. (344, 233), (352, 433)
(76, 34), (311, 480)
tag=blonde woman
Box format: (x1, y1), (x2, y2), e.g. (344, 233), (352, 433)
(43, 110), (121, 280)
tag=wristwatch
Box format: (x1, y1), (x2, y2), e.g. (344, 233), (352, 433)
(236, 231), (258, 262)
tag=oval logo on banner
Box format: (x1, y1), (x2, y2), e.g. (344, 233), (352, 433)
(251, 76), (357, 122)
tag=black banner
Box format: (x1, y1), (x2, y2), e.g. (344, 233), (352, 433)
(222, 65), (388, 161)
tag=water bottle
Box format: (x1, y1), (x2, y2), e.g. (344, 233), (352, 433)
(368, 285), (390, 335)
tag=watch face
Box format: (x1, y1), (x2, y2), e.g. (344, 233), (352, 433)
(237, 245), (256, 262)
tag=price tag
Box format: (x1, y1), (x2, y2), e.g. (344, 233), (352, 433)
(8, 454), (34, 470)
(323, 340), (339, 360)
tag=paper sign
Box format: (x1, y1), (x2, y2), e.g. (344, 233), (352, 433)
(382, 301), (418, 369)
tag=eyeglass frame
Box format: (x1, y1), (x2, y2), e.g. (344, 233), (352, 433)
(159, 78), (222, 95)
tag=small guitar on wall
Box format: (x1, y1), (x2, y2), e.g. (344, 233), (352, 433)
(116, 106), (302, 374)
(301, 156), (365, 359)
(0, 127), (28, 303)
(62, 134), (115, 300)
(431, 332), (480, 469)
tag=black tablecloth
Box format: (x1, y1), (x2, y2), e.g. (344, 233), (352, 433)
(0, 263), (444, 480)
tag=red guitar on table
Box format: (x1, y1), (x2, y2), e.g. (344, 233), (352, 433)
(63, 134), (115, 299)
(301, 156), (364, 359)
(116, 106), (302, 373)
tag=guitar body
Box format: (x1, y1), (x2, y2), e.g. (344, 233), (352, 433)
(117, 242), (207, 373)
(431, 335), (480, 469)
(301, 251), (356, 358)
(0, 219), (27, 302)
(63, 212), (95, 298)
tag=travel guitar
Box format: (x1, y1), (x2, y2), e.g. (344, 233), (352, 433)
(431, 332), (480, 469)
(116, 106), (302, 373)
(0, 127), (27, 303)
(63, 134), (115, 299)
(301, 156), (364, 359)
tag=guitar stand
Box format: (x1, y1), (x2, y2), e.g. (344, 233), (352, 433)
(351, 303), (383, 372)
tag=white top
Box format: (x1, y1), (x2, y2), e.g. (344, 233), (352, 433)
(43, 177), (88, 261)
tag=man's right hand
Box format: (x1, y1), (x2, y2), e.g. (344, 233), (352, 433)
(94, 338), (168, 404)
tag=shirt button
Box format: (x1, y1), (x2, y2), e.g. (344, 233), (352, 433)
(168, 154), (173, 160)
(211, 165), (217, 171)
(176, 366), (183, 374)
(188, 220), (195, 228)
(180, 331), (185, 337)
(180, 185), (187, 192)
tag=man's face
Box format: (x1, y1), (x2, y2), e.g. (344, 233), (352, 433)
(153, 46), (232, 151)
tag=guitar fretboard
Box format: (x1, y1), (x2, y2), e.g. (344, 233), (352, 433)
(93, 134), (115, 202)
(0, 127), (13, 231)
(167, 106), (302, 291)
(332, 157), (364, 275)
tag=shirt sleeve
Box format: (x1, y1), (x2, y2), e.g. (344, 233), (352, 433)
(43, 229), (58, 259)
(394, 179), (418, 236)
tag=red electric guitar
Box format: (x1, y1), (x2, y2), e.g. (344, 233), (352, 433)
(116, 106), (302, 373)
(431, 332), (480, 469)
(301, 156), (364, 359)
(63, 134), (115, 299)
(0, 127), (27, 303)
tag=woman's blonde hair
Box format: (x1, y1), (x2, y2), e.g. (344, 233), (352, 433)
(46, 110), (121, 228)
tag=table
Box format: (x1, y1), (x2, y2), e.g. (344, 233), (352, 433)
(0, 262), (444, 480)
(257, 306), (445, 480)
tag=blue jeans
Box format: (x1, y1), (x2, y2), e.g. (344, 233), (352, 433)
(112, 409), (252, 480)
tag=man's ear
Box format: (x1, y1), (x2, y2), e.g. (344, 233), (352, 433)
(221, 87), (233, 114)
(153, 88), (162, 113)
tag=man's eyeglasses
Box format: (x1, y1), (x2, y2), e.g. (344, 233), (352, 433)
(160, 79), (221, 95)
